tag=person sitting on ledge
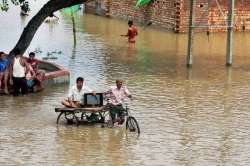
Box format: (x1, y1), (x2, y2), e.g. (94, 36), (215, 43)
(26, 52), (45, 92)
(27, 52), (39, 73)
(62, 77), (95, 108)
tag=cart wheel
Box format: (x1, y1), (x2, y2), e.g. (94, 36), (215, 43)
(126, 116), (140, 134)
(99, 112), (105, 123)
(81, 112), (86, 120)
(56, 112), (64, 124)
(107, 120), (114, 128)
(74, 116), (79, 127)
(64, 112), (74, 124)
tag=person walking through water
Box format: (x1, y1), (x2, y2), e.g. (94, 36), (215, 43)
(9, 49), (31, 96)
(121, 20), (138, 43)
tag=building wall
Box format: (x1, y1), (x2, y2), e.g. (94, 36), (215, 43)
(84, 0), (250, 33)
(111, 0), (177, 31)
(84, 0), (109, 16)
(178, 0), (250, 32)
(85, 0), (177, 31)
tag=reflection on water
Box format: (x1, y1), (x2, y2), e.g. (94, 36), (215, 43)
(1, 1), (250, 165)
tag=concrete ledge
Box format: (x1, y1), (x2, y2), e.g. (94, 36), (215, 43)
(38, 59), (70, 85)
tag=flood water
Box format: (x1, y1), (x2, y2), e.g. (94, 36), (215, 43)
(1, 1), (250, 165)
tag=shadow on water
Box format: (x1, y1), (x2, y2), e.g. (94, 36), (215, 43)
(54, 126), (132, 165)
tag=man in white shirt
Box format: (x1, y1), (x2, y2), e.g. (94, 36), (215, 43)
(9, 49), (32, 96)
(62, 77), (94, 108)
(104, 79), (132, 124)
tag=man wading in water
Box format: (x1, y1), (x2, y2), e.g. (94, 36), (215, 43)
(121, 20), (138, 43)
(9, 49), (31, 96)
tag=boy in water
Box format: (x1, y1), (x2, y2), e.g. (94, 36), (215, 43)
(121, 20), (138, 43)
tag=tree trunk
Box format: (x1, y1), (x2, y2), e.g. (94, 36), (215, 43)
(9, 0), (90, 58)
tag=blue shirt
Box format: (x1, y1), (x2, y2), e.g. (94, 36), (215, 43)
(0, 59), (9, 72)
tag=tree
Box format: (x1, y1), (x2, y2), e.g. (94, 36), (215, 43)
(1, 0), (90, 58)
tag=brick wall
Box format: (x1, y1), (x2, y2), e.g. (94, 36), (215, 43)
(85, 0), (177, 31)
(178, 0), (250, 32)
(84, 0), (250, 33)
(110, 0), (176, 30)
(84, 0), (109, 16)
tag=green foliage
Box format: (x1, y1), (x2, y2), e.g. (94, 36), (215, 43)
(0, 0), (30, 12)
(0, 0), (9, 11)
(20, 1), (30, 13)
(135, 0), (151, 8)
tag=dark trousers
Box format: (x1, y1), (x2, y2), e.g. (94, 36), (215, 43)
(109, 104), (125, 120)
(13, 77), (28, 96)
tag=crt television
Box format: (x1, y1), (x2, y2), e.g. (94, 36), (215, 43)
(84, 93), (103, 107)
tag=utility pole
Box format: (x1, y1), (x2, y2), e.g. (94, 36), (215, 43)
(226, 0), (235, 66)
(187, 0), (196, 67)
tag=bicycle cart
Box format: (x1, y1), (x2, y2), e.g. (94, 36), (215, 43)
(55, 93), (140, 134)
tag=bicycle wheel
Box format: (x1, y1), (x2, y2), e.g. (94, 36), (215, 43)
(126, 116), (140, 134)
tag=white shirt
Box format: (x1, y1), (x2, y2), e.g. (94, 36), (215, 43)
(105, 86), (130, 105)
(13, 57), (25, 77)
(68, 84), (92, 104)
